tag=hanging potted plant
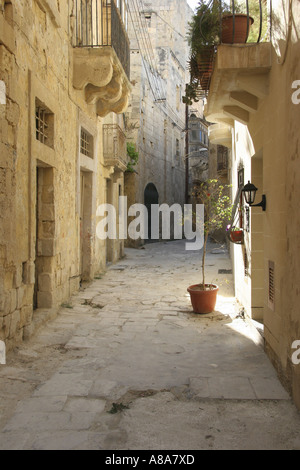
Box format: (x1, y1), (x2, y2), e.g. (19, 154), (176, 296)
(187, 179), (232, 314)
(221, 13), (254, 43)
(229, 226), (244, 243)
(185, 0), (220, 97)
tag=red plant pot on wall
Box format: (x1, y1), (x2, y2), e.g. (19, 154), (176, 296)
(230, 230), (244, 243)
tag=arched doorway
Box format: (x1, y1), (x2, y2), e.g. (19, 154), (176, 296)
(144, 183), (159, 242)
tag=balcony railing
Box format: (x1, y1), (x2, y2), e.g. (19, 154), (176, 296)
(103, 124), (128, 170)
(75, 0), (130, 79)
(198, 0), (270, 46)
(188, 0), (270, 97)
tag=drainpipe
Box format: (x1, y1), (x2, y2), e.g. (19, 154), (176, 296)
(185, 103), (189, 204)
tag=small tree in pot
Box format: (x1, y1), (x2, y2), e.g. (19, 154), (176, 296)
(187, 179), (232, 313)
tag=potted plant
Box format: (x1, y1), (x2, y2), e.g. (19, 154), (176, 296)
(183, 0), (258, 104)
(185, 0), (220, 98)
(187, 179), (232, 314)
(229, 226), (244, 243)
(222, 12), (254, 44)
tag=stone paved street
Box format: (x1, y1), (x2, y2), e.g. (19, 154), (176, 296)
(1, 240), (300, 450)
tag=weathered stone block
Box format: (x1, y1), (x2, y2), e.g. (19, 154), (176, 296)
(37, 238), (56, 257)
(40, 203), (55, 221)
(2, 313), (11, 339)
(4, 270), (14, 290)
(41, 185), (54, 204)
(41, 221), (55, 238)
(0, 14), (15, 53)
(6, 98), (19, 126)
(23, 285), (34, 307)
(20, 305), (33, 327)
(69, 277), (80, 296)
(9, 309), (20, 338)
(10, 289), (17, 313)
(38, 273), (54, 292)
(3, 292), (10, 315)
(17, 285), (26, 309)
(37, 291), (54, 308)
(14, 265), (23, 289)
(55, 269), (62, 287)
(22, 261), (35, 285)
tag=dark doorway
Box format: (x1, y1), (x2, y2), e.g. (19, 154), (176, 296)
(144, 183), (159, 242)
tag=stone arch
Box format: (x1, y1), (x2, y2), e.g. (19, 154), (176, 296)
(144, 183), (159, 242)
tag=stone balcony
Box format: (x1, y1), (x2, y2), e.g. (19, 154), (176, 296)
(72, 0), (131, 117)
(205, 43), (271, 146)
(103, 124), (128, 172)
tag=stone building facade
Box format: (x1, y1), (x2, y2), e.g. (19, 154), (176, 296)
(204, 0), (300, 408)
(0, 0), (131, 349)
(187, 102), (209, 194)
(124, 0), (192, 244)
(187, 99), (230, 243)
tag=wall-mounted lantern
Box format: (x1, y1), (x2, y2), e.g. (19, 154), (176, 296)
(242, 181), (266, 212)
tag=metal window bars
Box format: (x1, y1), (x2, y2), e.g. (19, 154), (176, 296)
(36, 106), (49, 145)
(80, 129), (92, 157)
(75, 0), (130, 78)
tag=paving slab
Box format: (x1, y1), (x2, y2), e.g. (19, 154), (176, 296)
(0, 240), (300, 450)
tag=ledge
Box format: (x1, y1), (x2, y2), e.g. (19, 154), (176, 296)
(205, 43), (271, 129)
(73, 47), (131, 118)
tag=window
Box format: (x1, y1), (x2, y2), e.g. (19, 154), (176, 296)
(191, 129), (201, 142)
(80, 128), (93, 158)
(176, 139), (180, 157)
(35, 99), (54, 148)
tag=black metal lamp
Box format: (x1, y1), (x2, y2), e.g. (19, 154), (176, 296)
(242, 181), (266, 211)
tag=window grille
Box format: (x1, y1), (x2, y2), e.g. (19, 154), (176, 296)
(35, 100), (54, 148)
(80, 129), (92, 157)
(36, 107), (49, 145)
(176, 139), (180, 157)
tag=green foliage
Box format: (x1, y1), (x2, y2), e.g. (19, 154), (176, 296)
(183, 0), (268, 106)
(242, 0), (269, 43)
(182, 83), (200, 106)
(187, 0), (268, 49)
(108, 403), (129, 414)
(187, 0), (222, 51)
(126, 142), (139, 173)
(192, 179), (233, 288)
(193, 179), (232, 236)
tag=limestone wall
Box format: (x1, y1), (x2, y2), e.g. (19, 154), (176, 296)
(0, 0), (126, 349)
(124, 0), (192, 245)
(228, 0), (300, 406)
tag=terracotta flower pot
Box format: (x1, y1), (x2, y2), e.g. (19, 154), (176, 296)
(230, 230), (244, 243)
(187, 284), (219, 314)
(222, 14), (254, 44)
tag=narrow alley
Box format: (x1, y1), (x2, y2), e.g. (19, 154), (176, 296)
(0, 240), (300, 451)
